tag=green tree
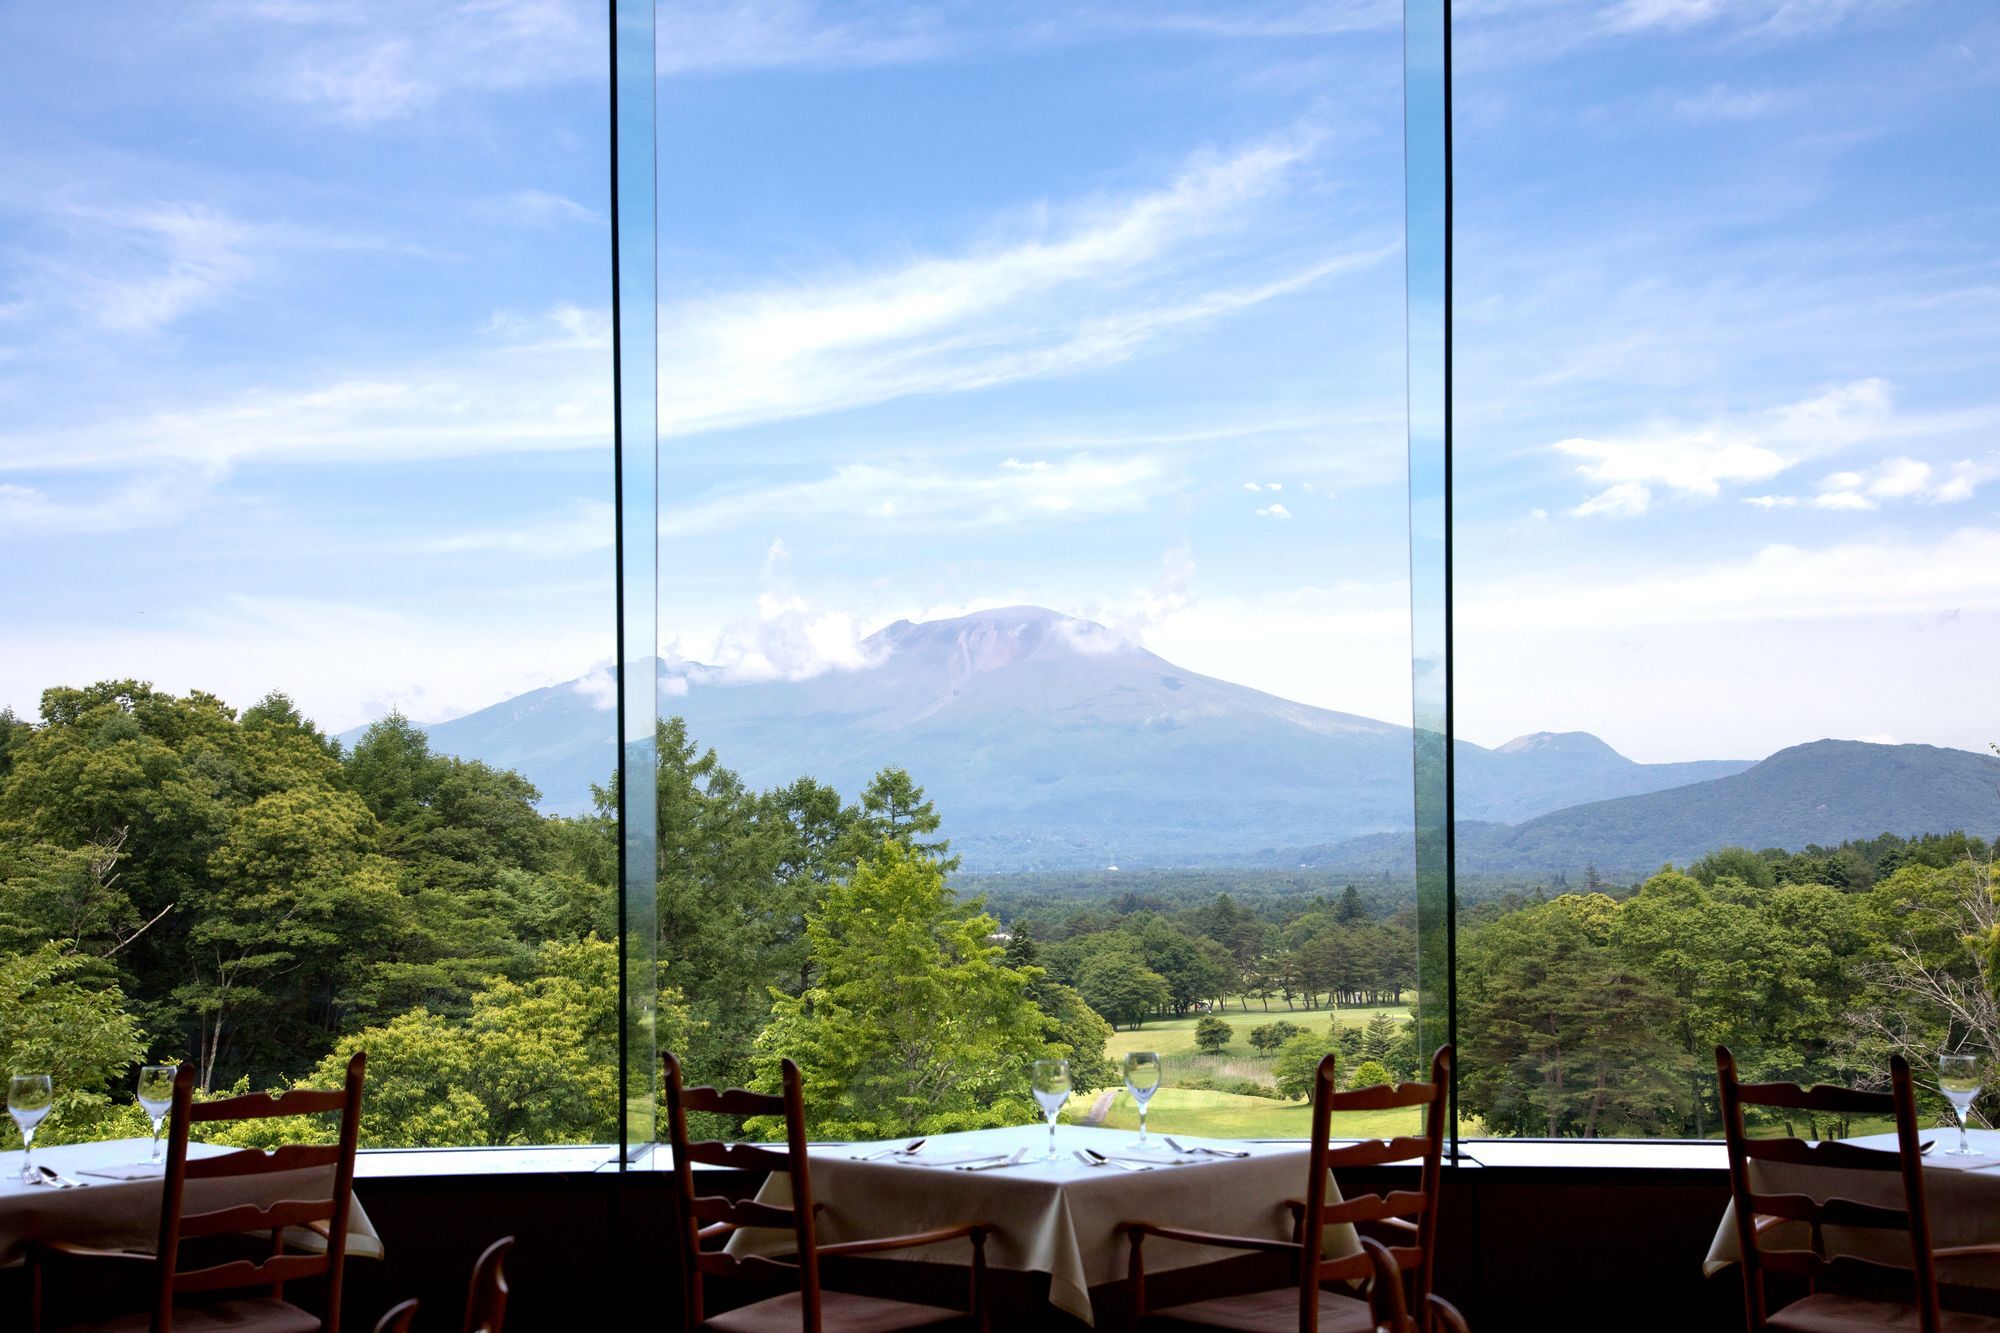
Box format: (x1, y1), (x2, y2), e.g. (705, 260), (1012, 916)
(0, 943), (145, 1147)
(1249, 1020), (1303, 1053)
(1194, 1014), (1234, 1053)
(1346, 1058), (1393, 1091)
(1272, 1032), (1333, 1101)
(752, 843), (1047, 1139)
(1076, 944), (1171, 1031)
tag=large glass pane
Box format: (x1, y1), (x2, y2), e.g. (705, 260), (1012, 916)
(1453, 4), (2000, 1139)
(654, 3), (1419, 1145)
(0, 4), (622, 1149)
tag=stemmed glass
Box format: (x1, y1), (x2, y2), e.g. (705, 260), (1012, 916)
(1124, 1052), (1162, 1148)
(9, 1074), (54, 1184)
(1939, 1053), (1984, 1157)
(1032, 1058), (1071, 1162)
(137, 1065), (177, 1165)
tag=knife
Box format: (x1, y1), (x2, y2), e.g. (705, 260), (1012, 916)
(1084, 1147), (1150, 1172)
(958, 1147), (1031, 1172)
(1166, 1137), (1250, 1158)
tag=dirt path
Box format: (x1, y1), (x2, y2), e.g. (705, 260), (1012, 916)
(1081, 1089), (1117, 1126)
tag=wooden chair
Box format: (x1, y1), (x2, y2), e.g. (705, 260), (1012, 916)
(1356, 1241), (1471, 1333)
(665, 1052), (995, 1332)
(367, 1234), (509, 1333)
(373, 1300), (419, 1333)
(1717, 1045), (2000, 1332)
(1122, 1045), (1454, 1333)
(29, 1054), (366, 1333)
(461, 1235), (512, 1333)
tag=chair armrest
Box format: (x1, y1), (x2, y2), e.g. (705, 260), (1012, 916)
(698, 1221), (742, 1243)
(817, 1224), (994, 1259)
(1285, 1198), (1306, 1219)
(1121, 1222), (1301, 1257)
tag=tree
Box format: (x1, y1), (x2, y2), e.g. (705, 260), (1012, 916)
(1336, 885), (1365, 923)
(1076, 946), (1171, 1031)
(1272, 1032), (1333, 1101)
(0, 944), (145, 1147)
(1346, 1058), (1394, 1091)
(1249, 1020), (1303, 1053)
(1195, 1015), (1234, 1053)
(843, 768), (958, 871)
(752, 842), (1048, 1139)
(1360, 1012), (1397, 1061)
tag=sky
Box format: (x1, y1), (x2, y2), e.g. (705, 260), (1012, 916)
(2, 1), (1997, 766)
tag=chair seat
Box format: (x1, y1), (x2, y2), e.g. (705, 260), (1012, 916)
(69, 1298), (321, 1333)
(1142, 1286), (1377, 1333)
(1770, 1293), (2000, 1333)
(702, 1290), (970, 1333)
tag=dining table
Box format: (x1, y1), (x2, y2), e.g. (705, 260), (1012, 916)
(1703, 1126), (2000, 1292)
(0, 1137), (384, 1271)
(723, 1124), (1363, 1326)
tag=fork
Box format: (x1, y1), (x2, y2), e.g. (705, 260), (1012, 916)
(857, 1137), (928, 1161)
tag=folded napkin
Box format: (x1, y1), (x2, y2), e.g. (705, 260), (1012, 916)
(79, 1162), (165, 1181)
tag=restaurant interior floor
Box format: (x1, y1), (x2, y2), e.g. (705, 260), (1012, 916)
(3, 1156), (1747, 1330)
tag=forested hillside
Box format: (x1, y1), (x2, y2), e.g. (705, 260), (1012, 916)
(1, 683), (1993, 1149)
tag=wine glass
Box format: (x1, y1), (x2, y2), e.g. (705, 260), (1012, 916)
(1124, 1052), (1162, 1148)
(1031, 1058), (1071, 1162)
(137, 1065), (177, 1164)
(1940, 1053), (1984, 1157)
(9, 1074), (54, 1184)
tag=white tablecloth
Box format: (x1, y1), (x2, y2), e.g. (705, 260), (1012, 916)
(725, 1125), (1362, 1325)
(0, 1138), (383, 1269)
(1704, 1127), (2000, 1289)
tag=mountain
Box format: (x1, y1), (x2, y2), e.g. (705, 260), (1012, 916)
(352, 605), (1767, 871)
(1302, 739), (2000, 879)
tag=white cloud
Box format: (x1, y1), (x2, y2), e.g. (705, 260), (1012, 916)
(658, 134), (1390, 437)
(1461, 525), (2000, 632)
(1255, 502), (1292, 519)
(415, 500), (615, 558)
(237, 0), (601, 125)
(664, 452), (1172, 537)
(1551, 379), (1914, 512)
(1570, 479), (1652, 518)
(1744, 494), (1798, 508)
(666, 540), (884, 684)
(1671, 84), (1786, 122)
(468, 189), (601, 229)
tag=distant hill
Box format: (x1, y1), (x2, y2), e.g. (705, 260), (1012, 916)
(1298, 740), (2000, 879)
(341, 605), (1755, 871)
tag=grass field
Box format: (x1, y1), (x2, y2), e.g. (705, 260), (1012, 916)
(1069, 1000), (1431, 1140)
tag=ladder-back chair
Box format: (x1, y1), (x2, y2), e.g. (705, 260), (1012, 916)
(1122, 1045), (1454, 1332)
(665, 1052), (994, 1332)
(30, 1054), (366, 1333)
(1718, 1045), (2000, 1332)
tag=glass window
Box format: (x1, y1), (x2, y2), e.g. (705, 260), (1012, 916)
(653, 2), (1424, 1144)
(1452, 2), (2000, 1140)
(0, 2), (622, 1149)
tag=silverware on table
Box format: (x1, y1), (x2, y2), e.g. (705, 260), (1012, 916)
(1083, 1147), (1150, 1172)
(958, 1147), (1031, 1172)
(857, 1137), (929, 1161)
(35, 1164), (86, 1189)
(1165, 1137), (1250, 1159)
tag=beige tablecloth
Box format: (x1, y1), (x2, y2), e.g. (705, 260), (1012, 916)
(1704, 1127), (2000, 1290)
(725, 1125), (1361, 1325)
(0, 1138), (383, 1269)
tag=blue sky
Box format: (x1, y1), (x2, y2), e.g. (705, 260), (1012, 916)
(2, 1), (1996, 767)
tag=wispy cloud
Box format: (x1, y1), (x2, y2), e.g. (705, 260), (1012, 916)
(661, 133), (1389, 436)
(1671, 83), (1789, 122)
(664, 452), (1171, 537)
(1550, 379), (2000, 517)
(467, 189), (601, 229)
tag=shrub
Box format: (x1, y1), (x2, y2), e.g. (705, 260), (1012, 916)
(1346, 1058), (1394, 1091)
(1194, 1015), (1234, 1053)
(1272, 1032), (1334, 1101)
(1249, 1020), (1304, 1053)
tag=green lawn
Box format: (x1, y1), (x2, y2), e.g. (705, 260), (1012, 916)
(1074, 998), (1432, 1139)
(1076, 1087), (1421, 1139)
(1103, 999), (1418, 1063)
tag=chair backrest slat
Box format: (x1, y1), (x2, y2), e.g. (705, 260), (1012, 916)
(179, 1198), (336, 1239)
(1716, 1045), (1939, 1333)
(665, 1052), (823, 1332)
(1740, 1136), (1903, 1171)
(1301, 1045), (1452, 1330)
(154, 1053), (364, 1333)
(682, 1139), (792, 1173)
